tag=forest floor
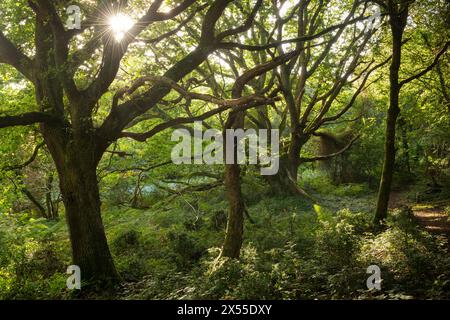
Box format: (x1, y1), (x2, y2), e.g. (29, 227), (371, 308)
(389, 190), (450, 251)
(2, 178), (450, 299)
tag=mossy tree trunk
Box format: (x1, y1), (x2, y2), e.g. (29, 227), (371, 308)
(374, 2), (408, 224)
(221, 111), (246, 259)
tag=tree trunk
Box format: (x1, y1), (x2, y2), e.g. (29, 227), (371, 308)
(398, 117), (411, 174)
(45, 174), (58, 220)
(374, 98), (400, 223)
(266, 154), (300, 195)
(265, 133), (310, 197)
(130, 172), (143, 209)
(221, 160), (245, 259)
(374, 5), (408, 224)
(49, 134), (119, 285)
(219, 48), (302, 258)
(221, 112), (246, 259)
(22, 187), (47, 218)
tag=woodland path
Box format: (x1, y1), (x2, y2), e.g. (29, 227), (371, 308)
(389, 190), (450, 251)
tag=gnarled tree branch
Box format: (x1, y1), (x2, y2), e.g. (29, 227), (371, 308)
(300, 134), (360, 163)
(0, 31), (34, 81)
(1, 142), (45, 172)
(399, 41), (450, 88)
(0, 112), (61, 129)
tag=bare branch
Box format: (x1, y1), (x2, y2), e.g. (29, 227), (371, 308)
(97, 0), (237, 145)
(399, 41), (450, 88)
(119, 100), (274, 142)
(147, 0), (197, 22)
(82, 0), (199, 106)
(1, 142), (45, 172)
(300, 134), (360, 163)
(0, 31), (34, 81)
(117, 75), (273, 107)
(138, 4), (208, 44)
(217, 15), (372, 51)
(216, 0), (263, 41)
(0, 112), (61, 129)
(319, 56), (392, 125)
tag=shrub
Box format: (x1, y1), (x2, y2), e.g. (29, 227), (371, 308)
(167, 230), (207, 269)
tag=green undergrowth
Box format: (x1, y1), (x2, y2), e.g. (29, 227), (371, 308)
(0, 176), (449, 299)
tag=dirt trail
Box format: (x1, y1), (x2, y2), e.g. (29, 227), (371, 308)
(389, 191), (450, 244)
(412, 204), (450, 236)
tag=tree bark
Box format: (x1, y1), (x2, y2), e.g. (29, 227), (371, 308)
(45, 173), (59, 220)
(46, 129), (119, 285)
(221, 112), (246, 259)
(22, 187), (47, 218)
(266, 133), (312, 197)
(398, 117), (411, 174)
(58, 153), (118, 285)
(130, 172), (143, 209)
(221, 165), (245, 258)
(374, 95), (400, 223)
(219, 51), (298, 259)
(266, 154), (300, 195)
(374, 3), (408, 224)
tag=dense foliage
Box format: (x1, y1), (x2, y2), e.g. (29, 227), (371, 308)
(0, 0), (449, 300)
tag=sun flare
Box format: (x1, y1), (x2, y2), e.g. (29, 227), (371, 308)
(108, 13), (134, 41)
